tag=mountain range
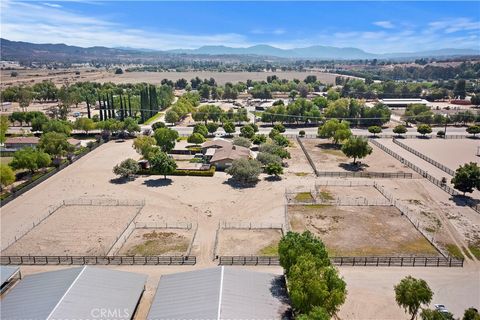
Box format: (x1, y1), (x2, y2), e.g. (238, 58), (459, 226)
(1, 38), (478, 63)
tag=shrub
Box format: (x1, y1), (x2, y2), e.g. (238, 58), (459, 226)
(193, 123), (208, 137)
(273, 134), (289, 147)
(113, 158), (139, 179)
(233, 137), (251, 148)
(151, 122), (166, 130)
(299, 130), (306, 137)
(226, 158), (262, 183)
(273, 123), (286, 133)
(240, 125), (255, 139)
(251, 134), (267, 145)
(187, 133), (206, 144)
(257, 152), (282, 166)
(436, 130), (445, 138)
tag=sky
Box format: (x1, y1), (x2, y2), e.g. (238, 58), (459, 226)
(1, 1), (479, 53)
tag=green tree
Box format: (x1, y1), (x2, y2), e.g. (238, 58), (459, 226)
(206, 122), (219, 135)
(296, 307), (331, 320)
(240, 125), (255, 139)
(265, 162), (283, 177)
(193, 123), (208, 137)
(151, 122), (166, 131)
(38, 132), (72, 162)
(74, 117), (95, 134)
(9, 112), (26, 126)
(259, 142), (290, 159)
(132, 136), (157, 159)
(149, 150), (177, 179)
(165, 110), (179, 125)
(289, 253), (347, 315)
(451, 162), (480, 195)
(318, 119), (351, 145)
(394, 276), (433, 320)
(123, 117), (141, 135)
(11, 147), (51, 173)
(420, 309), (454, 320)
(251, 134), (267, 145)
(417, 124), (432, 136)
(42, 120), (72, 135)
(223, 121), (236, 135)
(279, 231), (331, 275)
(226, 158), (262, 183)
(18, 87), (33, 111)
(113, 158), (139, 179)
(0, 115), (9, 144)
(368, 125), (382, 137)
(273, 134), (289, 147)
(233, 137), (251, 148)
(453, 79), (466, 99)
(187, 133), (206, 145)
(466, 125), (480, 137)
(0, 164), (15, 191)
(153, 127), (179, 152)
(393, 125), (408, 136)
(463, 307), (480, 320)
(341, 136), (373, 164)
(273, 123), (286, 133)
(257, 152), (282, 166)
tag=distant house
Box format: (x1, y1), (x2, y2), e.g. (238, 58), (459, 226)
(4, 136), (39, 150)
(202, 138), (252, 170)
(379, 98), (428, 107)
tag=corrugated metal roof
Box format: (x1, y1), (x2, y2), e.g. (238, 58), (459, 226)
(1, 266), (147, 320)
(0, 266), (20, 287)
(147, 267), (290, 320)
(148, 268), (221, 320)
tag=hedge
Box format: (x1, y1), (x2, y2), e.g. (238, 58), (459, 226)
(139, 166), (216, 177)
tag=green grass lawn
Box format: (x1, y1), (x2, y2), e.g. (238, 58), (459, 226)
(144, 112), (165, 125)
(295, 192), (314, 202)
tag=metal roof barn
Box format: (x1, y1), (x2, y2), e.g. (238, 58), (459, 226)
(0, 266), (20, 294)
(147, 267), (291, 320)
(0, 266), (147, 320)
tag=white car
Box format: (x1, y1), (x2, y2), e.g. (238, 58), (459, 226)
(434, 304), (449, 313)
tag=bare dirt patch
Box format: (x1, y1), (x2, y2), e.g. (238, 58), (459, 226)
(302, 138), (413, 173)
(402, 138), (479, 170)
(217, 229), (283, 256)
(288, 204), (439, 256)
(118, 229), (191, 256)
(2, 205), (140, 256)
(284, 138), (314, 175)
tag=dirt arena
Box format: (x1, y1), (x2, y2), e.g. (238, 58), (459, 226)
(402, 138), (480, 170)
(2, 204), (140, 256)
(288, 204), (439, 256)
(216, 229), (283, 256)
(117, 229), (192, 256)
(301, 138), (414, 173)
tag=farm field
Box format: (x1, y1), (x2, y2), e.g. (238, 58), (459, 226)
(2, 204), (140, 256)
(0, 69), (350, 88)
(401, 138), (480, 170)
(301, 138), (414, 173)
(288, 204), (439, 256)
(216, 229), (282, 256)
(117, 229), (192, 256)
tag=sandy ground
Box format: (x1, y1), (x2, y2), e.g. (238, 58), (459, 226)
(284, 138), (315, 175)
(289, 205), (439, 256)
(301, 138), (414, 173)
(117, 229), (192, 256)
(402, 138), (480, 170)
(2, 138), (480, 319)
(216, 229), (282, 256)
(377, 138), (480, 199)
(2, 205), (140, 256)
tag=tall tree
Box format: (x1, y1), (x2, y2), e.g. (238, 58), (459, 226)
(341, 136), (373, 164)
(149, 150), (177, 179)
(451, 162), (480, 195)
(394, 276), (433, 320)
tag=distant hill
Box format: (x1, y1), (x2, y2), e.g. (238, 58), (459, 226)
(1, 38), (478, 63)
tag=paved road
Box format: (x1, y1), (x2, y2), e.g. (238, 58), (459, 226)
(7, 124), (470, 137)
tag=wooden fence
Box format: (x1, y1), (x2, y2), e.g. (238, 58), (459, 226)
(217, 255), (463, 267)
(331, 256), (464, 267)
(0, 255), (196, 265)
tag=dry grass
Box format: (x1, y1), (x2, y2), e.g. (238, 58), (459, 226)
(295, 192), (314, 202)
(445, 243), (464, 259)
(258, 241), (279, 256)
(126, 231), (189, 256)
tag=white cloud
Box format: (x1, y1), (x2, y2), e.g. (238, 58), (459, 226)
(1, 0), (251, 50)
(42, 3), (62, 8)
(374, 21), (395, 29)
(1, 1), (479, 54)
